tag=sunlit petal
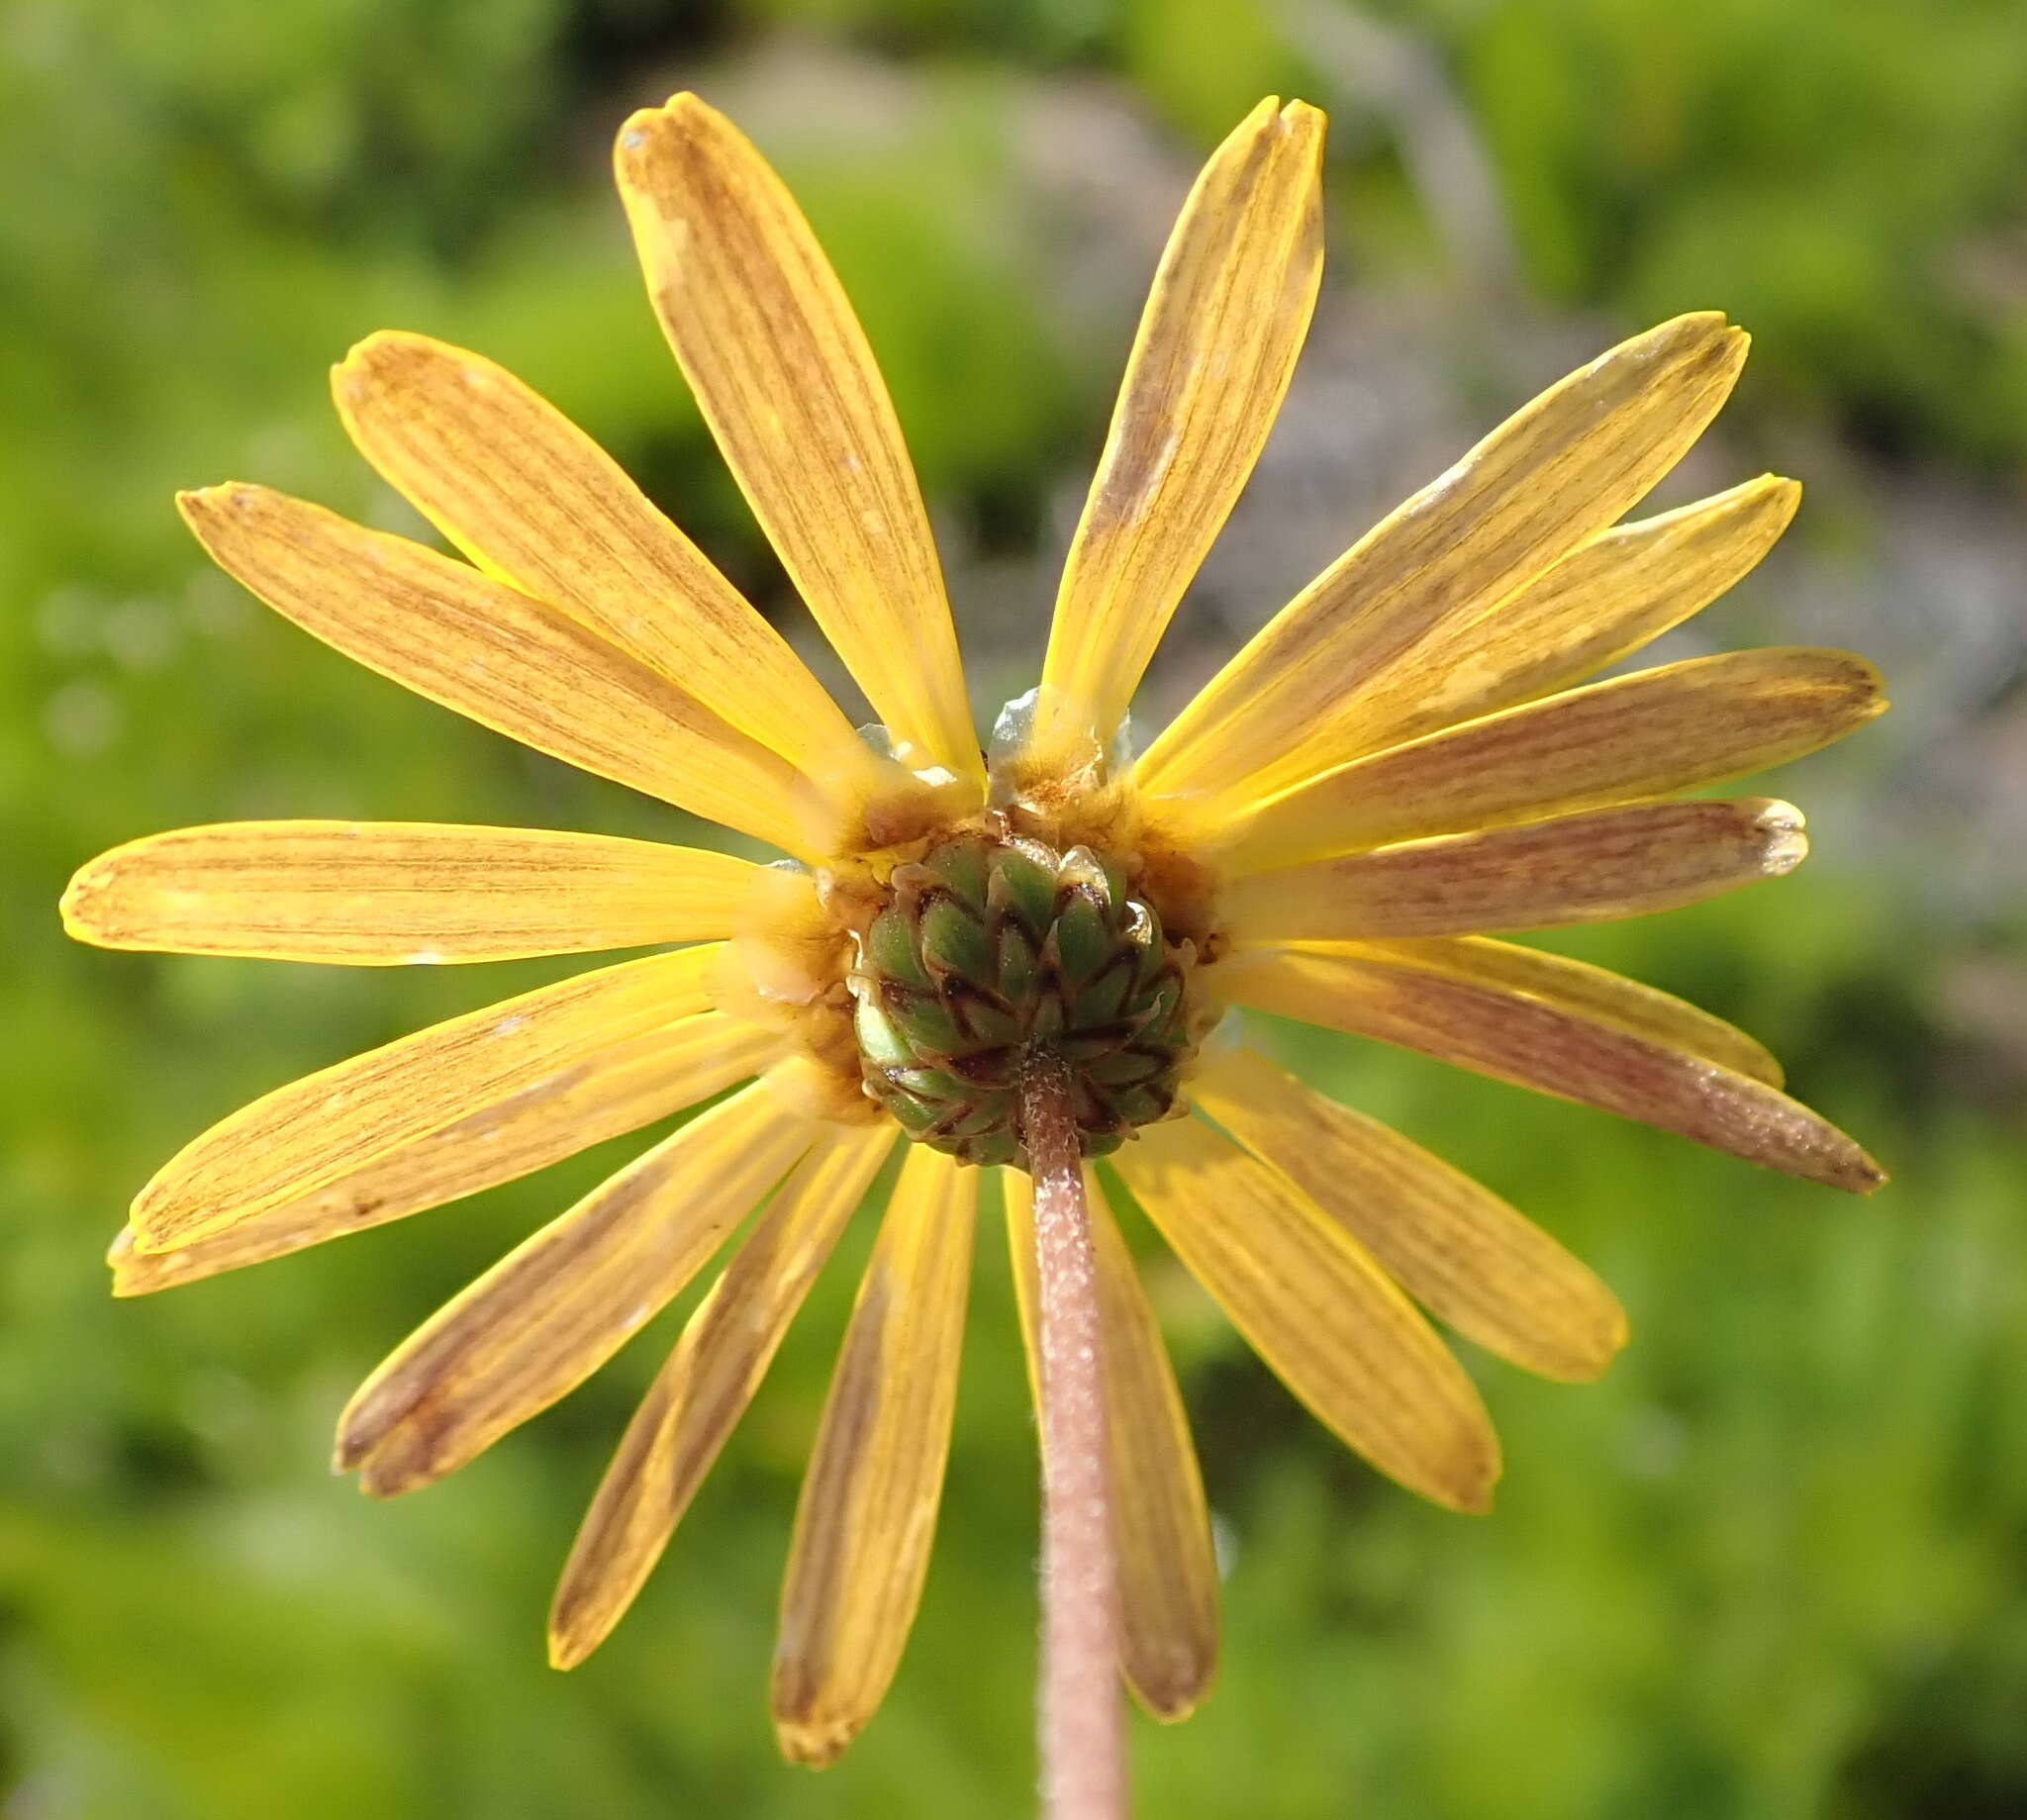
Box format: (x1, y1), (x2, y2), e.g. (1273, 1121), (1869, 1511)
(1194, 1048), (1626, 1381)
(1137, 314), (1749, 809)
(616, 95), (982, 789)
(1326, 474), (1803, 760)
(333, 332), (867, 782)
(337, 1083), (815, 1496)
(773, 1146), (976, 1766)
(547, 1124), (894, 1668)
(63, 821), (762, 965)
(111, 1012), (778, 1294)
(1113, 1115), (1500, 1511)
(132, 945), (726, 1250)
(1035, 98), (1324, 754)
(1219, 646), (1882, 871)
(178, 484), (816, 856)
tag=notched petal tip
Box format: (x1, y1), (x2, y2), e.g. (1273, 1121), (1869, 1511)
(546, 1623), (591, 1673)
(614, 90), (711, 162)
(773, 1714), (853, 1772)
(1635, 312), (1747, 387)
(105, 1226), (149, 1298)
(175, 482), (263, 540)
(125, 1213), (182, 1259)
(330, 328), (440, 405)
(1750, 471), (1803, 515)
(1750, 799), (1809, 875)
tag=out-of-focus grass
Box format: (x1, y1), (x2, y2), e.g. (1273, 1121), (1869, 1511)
(5, 3), (2023, 1816)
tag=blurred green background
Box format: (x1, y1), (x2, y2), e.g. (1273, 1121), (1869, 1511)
(6, 0), (2026, 1814)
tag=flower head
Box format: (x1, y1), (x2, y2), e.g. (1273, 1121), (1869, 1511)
(64, 93), (1884, 1764)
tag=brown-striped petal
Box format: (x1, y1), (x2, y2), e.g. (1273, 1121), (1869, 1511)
(132, 945), (725, 1251)
(615, 96), (983, 790)
(773, 1146), (976, 1766)
(1226, 799), (1809, 943)
(1136, 314), (1749, 810)
(1004, 1165), (1219, 1719)
(111, 1012), (778, 1295)
(1227, 943), (1884, 1192)
(1034, 98), (1324, 755)
(333, 333), (867, 781)
(1220, 647), (1883, 871)
(1329, 474), (1802, 760)
(1112, 1116), (1500, 1511)
(63, 821), (762, 965)
(337, 1083), (814, 1496)
(178, 485), (816, 856)
(1359, 935), (1783, 1086)
(1194, 1048), (1626, 1382)
(548, 1123), (894, 1668)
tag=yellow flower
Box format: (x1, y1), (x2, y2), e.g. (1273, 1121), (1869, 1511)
(62, 94), (1884, 1765)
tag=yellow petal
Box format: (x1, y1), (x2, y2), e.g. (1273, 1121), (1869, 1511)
(1193, 1048), (1626, 1382)
(1136, 313), (1749, 808)
(1226, 798), (1810, 943)
(1005, 1166), (1219, 1720)
(179, 485), (816, 857)
(1331, 474), (1802, 760)
(546, 1123), (894, 1669)
(773, 1146), (976, 1766)
(1344, 935), (1784, 1087)
(1033, 98), (1324, 755)
(63, 820), (762, 965)
(337, 1083), (815, 1497)
(132, 945), (726, 1251)
(1114, 1116), (1499, 1511)
(1227, 944), (1884, 1192)
(111, 1012), (778, 1295)
(333, 332), (867, 781)
(1219, 646), (1883, 870)
(615, 96), (982, 790)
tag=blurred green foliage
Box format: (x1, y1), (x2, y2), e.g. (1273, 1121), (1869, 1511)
(5, 1), (2023, 1816)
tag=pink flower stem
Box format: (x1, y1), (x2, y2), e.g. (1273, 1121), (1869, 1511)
(1020, 1046), (1129, 1820)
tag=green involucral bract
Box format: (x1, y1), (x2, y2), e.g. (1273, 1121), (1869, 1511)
(849, 835), (1199, 1167)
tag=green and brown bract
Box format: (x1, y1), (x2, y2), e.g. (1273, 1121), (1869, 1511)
(849, 834), (1200, 1167)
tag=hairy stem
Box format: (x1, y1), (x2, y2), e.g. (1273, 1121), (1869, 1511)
(1020, 1047), (1128, 1820)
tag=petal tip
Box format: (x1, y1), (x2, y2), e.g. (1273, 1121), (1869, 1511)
(1438, 1430), (1502, 1514)
(773, 1714), (852, 1771)
(331, 1423), (371, 1476)
(124, 1217), (176, 1259)
(546, 1624), (590, 1673)
(1276, 97), (1328, 160)
(1752, 800), (1808, 874)
(616, 91), (711, 159)
(176, 482), (260, 534)
(56, 865), (99, 942)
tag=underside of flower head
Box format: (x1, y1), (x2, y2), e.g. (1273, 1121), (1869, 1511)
(728, 706), (1233, 1171)
(60, 83), (1893, 1772)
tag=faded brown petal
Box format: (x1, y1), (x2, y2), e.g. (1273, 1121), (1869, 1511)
(1227, 798), (1810, 942)
(1229, 943), (1885, 1192)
